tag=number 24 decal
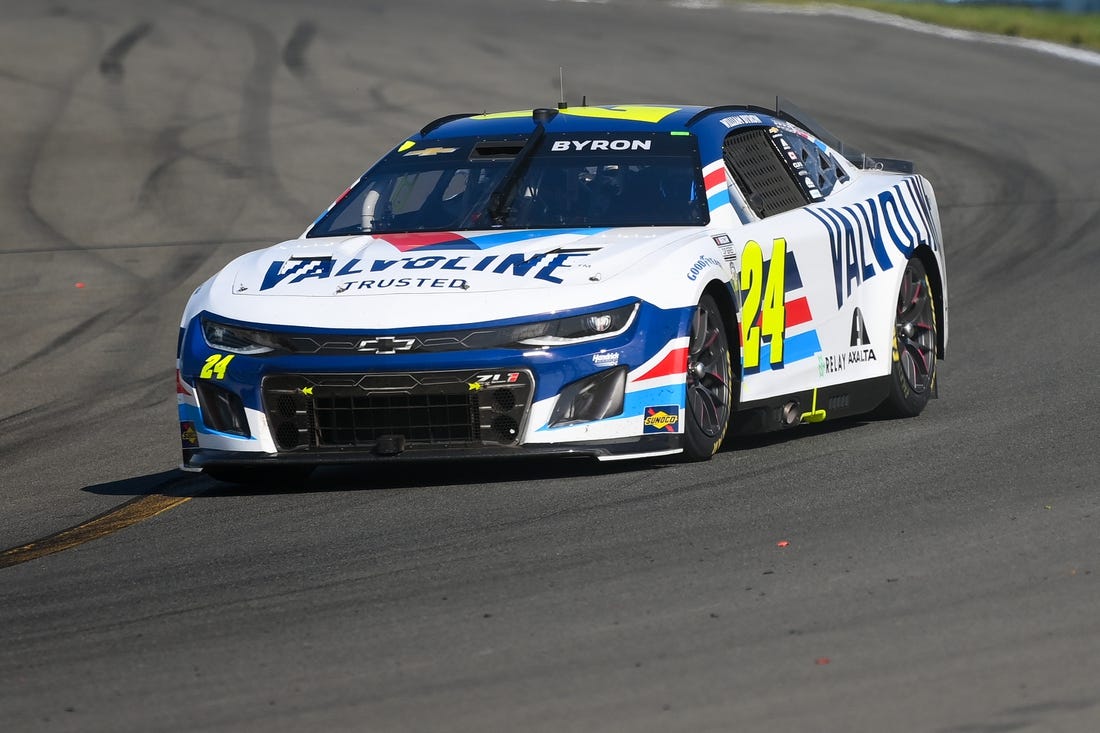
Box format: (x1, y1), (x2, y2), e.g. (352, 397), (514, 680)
(200, 353), (235, 379)
(740, 238), (786, 369)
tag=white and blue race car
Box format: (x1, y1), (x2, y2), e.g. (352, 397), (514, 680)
(177, 102), (947, 482)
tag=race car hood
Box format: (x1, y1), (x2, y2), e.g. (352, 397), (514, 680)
(229, 227), (699, 297)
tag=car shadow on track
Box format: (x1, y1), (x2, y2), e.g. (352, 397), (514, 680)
(241, 456), (665, 496)
(80, 468), (210, 497)
(79, 456), (664, 498)
(719, 416), (873, 455)
(81, 417), (874, 499)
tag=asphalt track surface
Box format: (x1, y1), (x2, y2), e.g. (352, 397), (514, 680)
(1, 1), (1098, 731)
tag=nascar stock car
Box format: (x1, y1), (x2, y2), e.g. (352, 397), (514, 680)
(177, 101), (947, 483)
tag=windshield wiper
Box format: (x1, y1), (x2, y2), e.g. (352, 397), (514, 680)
(485, 123), (546, 226)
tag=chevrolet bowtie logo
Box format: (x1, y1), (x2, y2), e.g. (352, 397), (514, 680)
(402, 146), (458, 157)
(355, 336), (415, 354)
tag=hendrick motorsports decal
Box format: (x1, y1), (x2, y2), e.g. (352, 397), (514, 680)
(592, 351), (620, 367)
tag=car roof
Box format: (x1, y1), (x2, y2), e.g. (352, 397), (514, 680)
(416, 104), (775, 139)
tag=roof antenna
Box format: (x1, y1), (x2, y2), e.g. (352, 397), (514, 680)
(582, 95), (587, 107)
(558, 67), (568, 109)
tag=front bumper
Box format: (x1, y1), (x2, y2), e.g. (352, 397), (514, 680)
(182, 432), (682, 470)
(178, 300), (693, 466)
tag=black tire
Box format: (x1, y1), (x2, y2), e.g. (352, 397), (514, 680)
(203, 465), (313, 487)
(682, 294), (734, 460)
(878, 257), (938, 418)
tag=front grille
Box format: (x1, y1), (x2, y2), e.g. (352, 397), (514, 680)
(314, 393), (476, 445)
(261, 369), (532, 452)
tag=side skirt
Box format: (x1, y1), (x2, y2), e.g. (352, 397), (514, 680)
(729, 375), (891, 436)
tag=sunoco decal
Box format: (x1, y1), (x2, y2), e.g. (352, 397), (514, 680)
(643, 405), (679, 433)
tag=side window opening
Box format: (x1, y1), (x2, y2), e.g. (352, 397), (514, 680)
(723, 127), (808, 218)
(771, 126), (846, 199)
(832, 154), (850, 185)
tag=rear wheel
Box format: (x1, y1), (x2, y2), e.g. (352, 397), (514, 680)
(683, 294), (734, 460)
(879, 257), (938, 418)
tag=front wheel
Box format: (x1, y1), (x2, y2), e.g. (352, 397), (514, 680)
(878, 257), (938, 418)
(682, 294), (734, 461)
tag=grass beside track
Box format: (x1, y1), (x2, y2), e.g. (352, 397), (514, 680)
(755, 1), (1100, 51)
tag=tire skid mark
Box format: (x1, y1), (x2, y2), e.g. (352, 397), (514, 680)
(184, 5), (316, 223)
(0, 17), (175, 390)
(4, 11), (258, 421)
(4, 18), (143, 282)
(368, 84), (402, 113)
(98, 21), (152, 80)
(1, 235), (283, 256)
(282, 19), (363, 123)
(0, 309), (114, 377)
(92, 14), (281, 352)
(894, 127), (1059, 282)
(0, 369), (175, 458)
(1049, 203), (1100, 262)
(136, 118), (247, 210)
(333, 39), (560, 119)
(97, 18), (250, 244)
(816, 108), (1056, 287)
(0, 475), (203, 570)
(282, 20), (316, 76)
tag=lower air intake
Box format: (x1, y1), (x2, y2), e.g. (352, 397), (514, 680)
(261, 369), (532, 452)
(314, 393), (475, 445)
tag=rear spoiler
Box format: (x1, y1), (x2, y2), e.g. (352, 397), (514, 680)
(688, 99), (915, 173)
(773, 98), (915, 173)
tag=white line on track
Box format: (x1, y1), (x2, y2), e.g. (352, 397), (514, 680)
(741, 3), (1100, 68)
(545, 0), (1100, 68)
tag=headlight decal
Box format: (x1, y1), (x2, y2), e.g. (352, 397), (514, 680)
(514, 302), (638, 347)
(201, 318), (283, 355)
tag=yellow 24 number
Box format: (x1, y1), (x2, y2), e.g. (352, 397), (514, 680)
(740, 238), (787, 369)
(200, 353), (235, 380)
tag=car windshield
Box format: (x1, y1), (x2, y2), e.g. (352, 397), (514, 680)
(307, 132), (708, 236)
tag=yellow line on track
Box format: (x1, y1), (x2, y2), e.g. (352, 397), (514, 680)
(0, 493), (193, 569)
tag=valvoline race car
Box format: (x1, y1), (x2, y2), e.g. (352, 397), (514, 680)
(177, 101), (947, 483)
